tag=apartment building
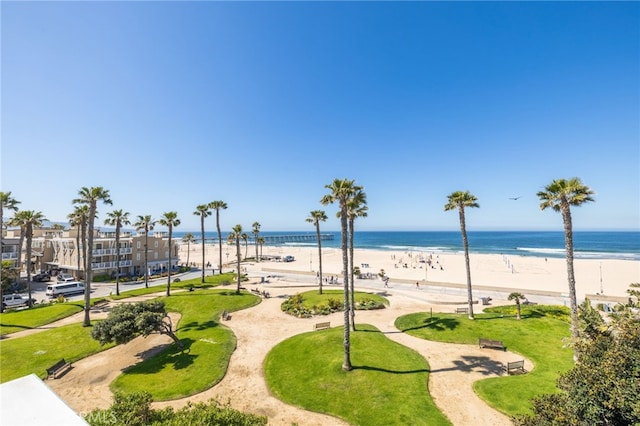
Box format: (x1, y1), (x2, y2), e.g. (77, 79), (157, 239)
(2, 226), (180, 279)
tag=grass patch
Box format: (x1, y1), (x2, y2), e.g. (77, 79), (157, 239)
(394, 305), (574, 417)
(265, 324), (450, 425)
(0, 302), (85, 336)
(110, 289), (260, 400)
(110, 273), (239, 300)
(282, 290), (388, 317)
(0, 322), (114, 383)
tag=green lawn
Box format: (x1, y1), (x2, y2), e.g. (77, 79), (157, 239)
(394, 305), (574, 417)
(0, 302), (85, 335)
(265, 324), (451, 426)
(110, 289), (260, 400)
(110, 273), (239, 300)
(0, 322), (114, 382)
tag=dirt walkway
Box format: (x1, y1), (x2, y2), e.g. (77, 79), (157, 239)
(10, 284), (524, 425)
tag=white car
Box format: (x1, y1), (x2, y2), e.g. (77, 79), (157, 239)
(56, 273), (75, 282)
(2, 294), (36, 309)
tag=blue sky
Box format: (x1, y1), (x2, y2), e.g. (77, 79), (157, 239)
(2, 1), (638, 232)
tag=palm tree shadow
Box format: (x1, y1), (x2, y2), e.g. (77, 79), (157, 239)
(430, 355), (504, 376)
(351, 365), (430, 374)
(399, 317), (460, 332)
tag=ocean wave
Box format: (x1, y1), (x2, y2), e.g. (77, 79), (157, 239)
(516, 247), (566, 255)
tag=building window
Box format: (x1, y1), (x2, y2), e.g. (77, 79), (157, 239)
(154, 253), (158, 260)
(155, 241), (158, 248)
(137, 241), (141, 249)
(136, 253), (140, 261)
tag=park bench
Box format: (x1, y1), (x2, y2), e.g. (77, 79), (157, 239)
(479, 338), (506, 351)
(221, 310), (231, 321)
(313, 321), (330, 331)
(455, 307), (469, 314)
(46, 359), (72, 379)
(502, 360), (526, 375)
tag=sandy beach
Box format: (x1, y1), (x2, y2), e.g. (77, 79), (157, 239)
(182, 243), (640, 304)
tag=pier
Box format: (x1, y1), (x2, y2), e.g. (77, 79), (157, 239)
(199, 234), (334, 245)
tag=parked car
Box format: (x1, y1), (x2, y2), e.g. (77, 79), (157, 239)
(56, 273), (75, 282)
(283, 255), (295, 262)
(33, 272), (51, 282)
(2, 294), (36, 309)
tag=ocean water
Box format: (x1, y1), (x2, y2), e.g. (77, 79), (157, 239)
(175, 231), (640, 261)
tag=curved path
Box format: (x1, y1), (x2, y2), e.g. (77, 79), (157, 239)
(8, 284), (528, 425)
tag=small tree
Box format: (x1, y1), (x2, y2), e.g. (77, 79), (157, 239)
(508, 292), (525, 320)
(91, 300), (183, 349)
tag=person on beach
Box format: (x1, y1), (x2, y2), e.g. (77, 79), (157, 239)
(384, 277), (390, 288)
(416, 281), (420, 289)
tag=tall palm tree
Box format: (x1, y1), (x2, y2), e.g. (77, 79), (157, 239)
(0, 192), (20, 313)
(445, 190), (479, 320)
(321, 178), (359, 372)
(134, 215), (156, 288)
(104, 209), (130, 296)
(209, 201), (227, 274)
(252, 222), (261, 261)
(227, 224), (243, 294)
(158, 211), (180, 297)
(537, 177), (595, 359)
(67, 206), (89, 280)
(73, 187), (112, 327)
(9, 210), (46, 308)
(306, 210), (328, 294)
(182, 232), (194, 268)
(194, 204), (212, 283)
(346, 188), (367, 331)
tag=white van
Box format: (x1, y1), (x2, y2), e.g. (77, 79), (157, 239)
(46, 281), (85, 297)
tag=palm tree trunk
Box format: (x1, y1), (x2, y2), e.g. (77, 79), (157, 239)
(459, 208), (475, 320)
(144, 233), (149, 288)
(26, 225), (33, 308)
(166, 230), (172, 297)
(340, 213), (352, 371)
(83, 206), (95, 327)
(201, 219), (206, 283)
(236, 239), (241, 294)
(217, 218), (222, 275)
(349, 218), (356, 332)
(115, 225), (121, 296)
(562, 204), (580, 360)
(316, 223), (323, 295)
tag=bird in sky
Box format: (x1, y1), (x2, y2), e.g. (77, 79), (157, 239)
(509, 196), (522, 200)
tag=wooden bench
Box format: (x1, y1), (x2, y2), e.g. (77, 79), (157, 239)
(220, 310), (230, 321)
(46, 359), (72, 379)
(502, 360), (526, 375)
(313, 321), (330, 331)
(479, 338), (506, 351)
(455, 307), (469, 314)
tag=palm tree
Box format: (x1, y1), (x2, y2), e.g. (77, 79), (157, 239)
(194, 204), (212, 283)
(257, 236), (265, 260)
(252, 222), (261, 261)
(537, 177), (595, 359)
(158, 211), (180, 297)
(67, 206), (89, 280)
(104, 209), (130, 296)
(508, 292), (526, 320)
(182, 232), (194, 268)
(306, 210), (328, 294)
(134, 215), (156, 288)
(209, 201), (227, 274)
(73, 187), (112, 327)
(346, 188), (367, 331)
(9, 210), (46, 308)
(227, 224), (243, 294)
(321, 178), (359, 372)
(445, 190), (479, 320)
(0, 192), (20, 313)
(241, 232), (249, 260)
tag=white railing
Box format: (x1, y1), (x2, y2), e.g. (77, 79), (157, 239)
(92, 248), (133, 256)
(91, 260), (133, 270)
